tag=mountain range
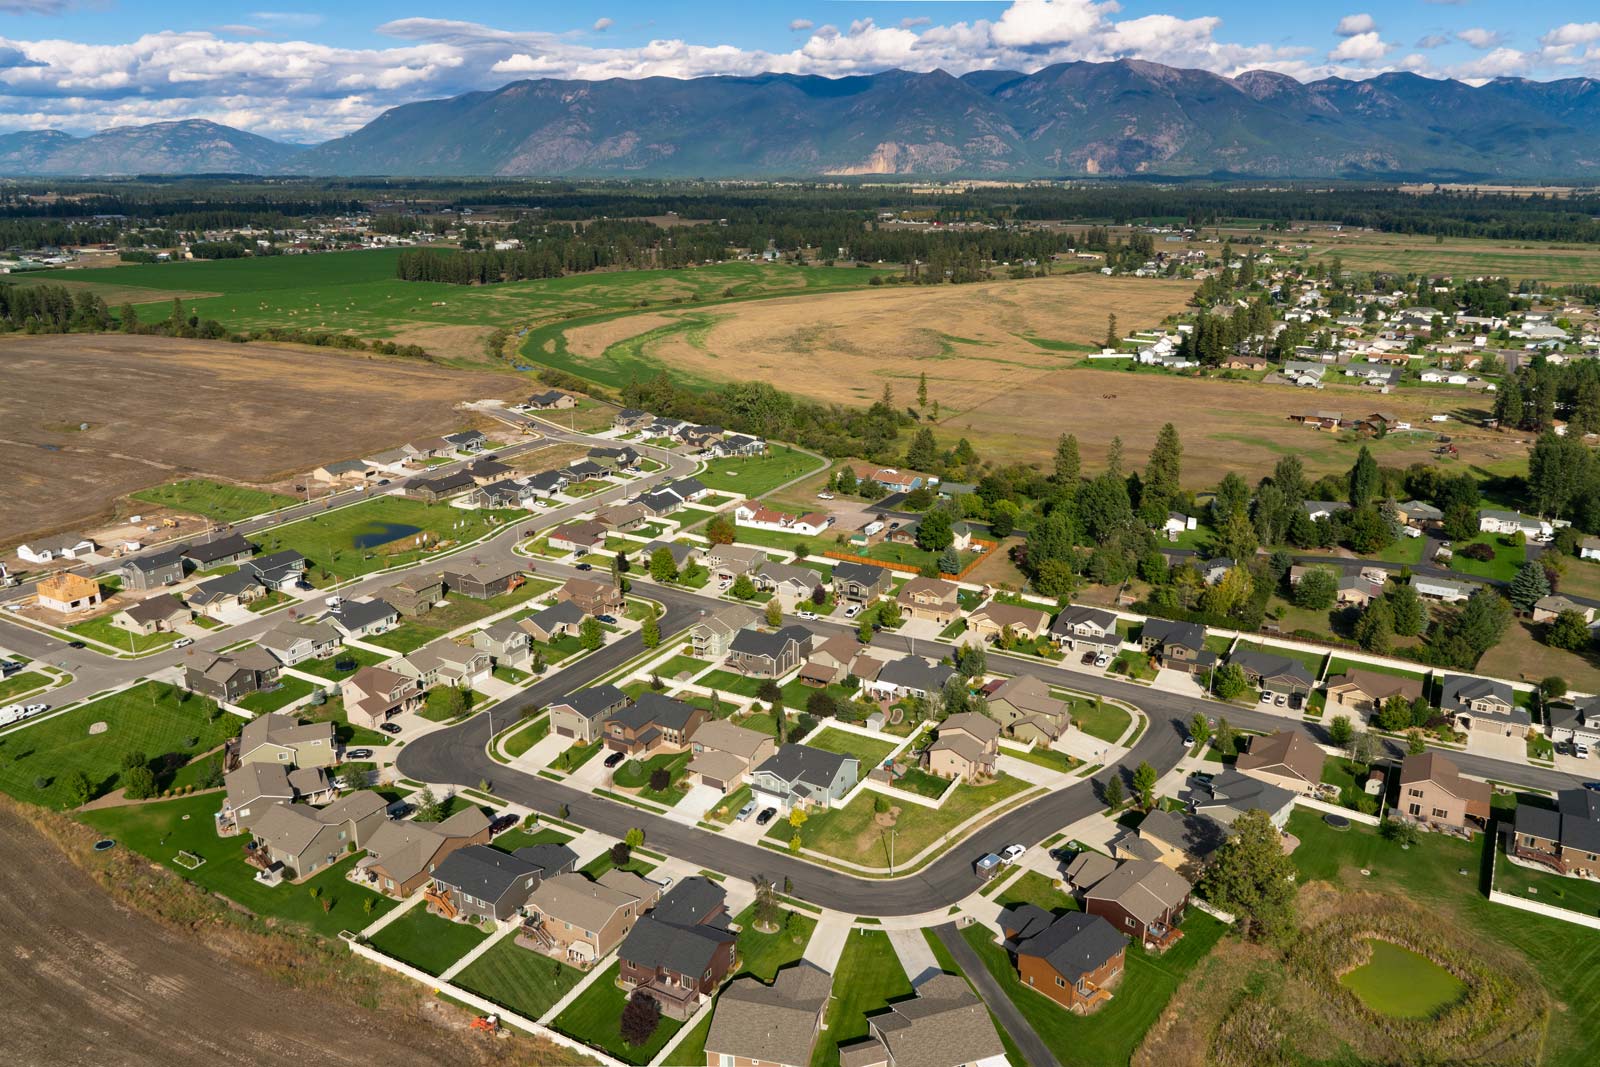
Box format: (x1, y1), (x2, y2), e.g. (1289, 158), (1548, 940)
(8, 61), (1600, 179)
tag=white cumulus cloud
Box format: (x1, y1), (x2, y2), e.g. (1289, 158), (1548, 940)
(1336, 14), (1377, 37)
(1457, 28), (1505, 50)
(1329, 32), (1391, 62)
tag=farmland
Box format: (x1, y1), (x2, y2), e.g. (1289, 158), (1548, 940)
(0, 334), (508, 546)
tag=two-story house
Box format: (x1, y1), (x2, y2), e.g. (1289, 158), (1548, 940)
(895, 577), (961, 626)
(1397, 751), (1490, 834)
(924, 712), (999, 781)
(617, 878), (738, 1020)
(1002, 905), (1127, 1014)
(725, 624), (811, 678)
(341, 665), (423, 730)
(689, 605), (757, 659)
(983, 674), (1072, 745)
(749, 745), (860, 814)
(1049, 606), (1120, 652)
(830, 560), (890, 605)
(603, 693), (706, 757)
(1139, 619), (1215, 676)
(521, 870), (661, 965)
(248, 791), (388, 881)
(549, 685), (629, 742)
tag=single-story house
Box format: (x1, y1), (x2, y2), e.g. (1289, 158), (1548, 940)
(863, 656), (957, 702)
(1185, 769), (1296, 829)
(186, 570), (265, 616)
(1227, 649), (1316, 699)
(17, 535), (96, 564)
(966, 601), (1052, 643)
(1411, 575), (1474, 603)
(1532, 595), (1594, 625)
(181, 532), (256, 571)
(111, 593), (190, 635)
(548, 521), (608, 554)
(1234, 730), (1326, 793)
(324, 597), (400, 638)
(519, 599), (587, 643)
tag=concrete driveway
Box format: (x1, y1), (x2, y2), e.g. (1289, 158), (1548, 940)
(802, 912), (855, 972)
(674, 782), (723, 822)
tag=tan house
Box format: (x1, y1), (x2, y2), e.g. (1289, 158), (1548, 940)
(688, 719), (776, 793)
(1324, 669), (1425, 716)
(548, 685), (628, 742)
(36, 572), (102, 614)
(1234, 731), (1326, 794)
(112, 593), (190, 635)
(360, 806), (492, 898)
(924, 712), (1000, 781)
(985, 674), (1071, 744)
(703, 963), (833, 1067)
(689, 604), (757, 659)
(896, 577), (961, 625)
(341, 666), (423, 730)
(1532, 595), (1595, 625)
(798, 633), (863, 687)
(966, 601), (1051, 643)
(248, 791), (388, 881)
(237, 712), (339, 769)
(521, 870), (661, 965)
(1111, 809), (1227, 876)
(1396, 751), (1490, 834)
(557, 577), (625, 618)
(835, 973), (1005, 1067)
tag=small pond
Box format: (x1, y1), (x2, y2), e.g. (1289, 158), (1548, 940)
(351, 522), (423, 549)
(1339, 939), (1465, 1018)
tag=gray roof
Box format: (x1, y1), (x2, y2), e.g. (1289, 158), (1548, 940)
(1011, 909), (1127, 983)
(523, 599), (586, 631)
(1051, 605), (1117, 634)
(706, 965), (833, 1065)
(1190, 769), (1296, 817)
(875, 655), (956, 694)
(637, 490), (681, 513)
(188, 569), (261, 604)
(431, 844), (539, 902)
(244, 550), (305, 577)
(1439, 675), (1527, 722)
(1142, 617), (1206, 651)
(865, 973), (1005, 1067)
(123, 546), (187, 574)
(120, 592), (188, 625)
(831, 560), (887, 586)
(326, 597), (398, 631)
(652, 876), (726, 927)
(553, 684), (626, 720)
(641, 540), (694, 567)
(754, 744), (857, 789)
(182, 533), (255, 566)
(1227, 649), (1316, 689)
(729, 624), (811, 660)
(512, 842), (578, 875)
(610, 692), (700, 734)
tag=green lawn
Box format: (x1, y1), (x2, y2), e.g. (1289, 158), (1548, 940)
(732, 902), (817, 981)
(651, 654), (711, 682)
(1339, 938), (1465, 1018)
(1110, 650), (1156, 683)
(236, 675), (315, 714)
(803, 727), (898, 770)
(490, 825), (572, 853)
(290, 645), (393, 681)
(419, 687), (486, 723)
(1447, 531), (1527, 582)
(698, 670), (767, 699)
(66, 614), (180, 654)
(963, 913), (1225, 1067)
(254, 496), (523, 580)
(365, 625), (438, 654)
(1073, 699), (1133, 744)
(550, 738), (603, 773)
(369, 580), (557, 655)
(893, 766), (953, 798)
(812, 929), (911, 1067)
(553, 962), (686, 1065)
(453, 936), (585, 1020)
(578, 850), (658, 880)
(697, 449), (825, 497)
(77, 792), (396, 938)
(0, 671), (54, 702)
(0, 682), (236, 807)
(502, 716), (550, 759)
(300, 695), (391, 748)
(1325, 656), (1428, 682)
(1003, 746), (1083, 775)
(1494, 846), (1600, 918)
(131, 478), (298, 522)
(996, 870), (1079, 914)
(612, 750), (693, 806)
(367, 905), (489, 976)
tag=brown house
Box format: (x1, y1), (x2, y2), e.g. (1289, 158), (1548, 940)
(688, 719), (776, 793)
(966, 601), (1051, 643)
(703, 964), (833, 1067)
(1003, 904), (1127, 1014)
(1513, 787), (1600, 877)
(1234, 731), (1326, 794)
(442, 564), (525, 600)
(985, 674), (1072, 745)
(1396, 751), (1490, 834)
(896, 577), (961, 625)
(557, 577), (625, 617)
(522, 869), (661, 965)
(341, 665), (422, 730)
(360, 806), (492, 898)
(923, 712), (999, 781)
(1324, 668), (1425, 716)
(1082, 859), (1190, 951)
(617, 878), (737, 1020)
(603, 693), (707, 757)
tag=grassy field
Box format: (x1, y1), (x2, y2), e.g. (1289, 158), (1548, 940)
(453, 936), (585, 1020)
(1477, 619), (1600, 693)
(553, 961), (686, 1065)
(77, 791), (396, 938)
(1447, 531), (1527, 582)
(66, 614), (181, 653)
(1073, 698), (1133, 744)
(1305, 228), (1600, 285)
(255, 496), (522, 580)
(367, 905), (488, 977)
(802, 727), (898, 770)
(130, 478), (298, 523)
(0, 682), (234, 808)
(291, 645), (393, 681)
(812, 929), (911, 1067)
(731, 902), (817, 981)
(696, 449), (826, 497)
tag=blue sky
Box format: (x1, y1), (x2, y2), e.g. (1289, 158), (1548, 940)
(3, 1), (1599, 141)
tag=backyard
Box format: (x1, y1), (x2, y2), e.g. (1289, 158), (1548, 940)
(552, 961), (686, 1065)
(802, 727), (899, 771)
(453, 937), (585, 1021)
(697, 449), (825, 497)
(367, 905), (489, 976)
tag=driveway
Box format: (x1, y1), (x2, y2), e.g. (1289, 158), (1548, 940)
(887, 926), (942, 988)
(934, 923), (1061, 1067)
(801, 912), (853, 972)
(673, 782), (723, 822)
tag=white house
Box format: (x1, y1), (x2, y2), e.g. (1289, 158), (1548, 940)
(17, 535), (97, 564)
(1478, 509), (1551, 540)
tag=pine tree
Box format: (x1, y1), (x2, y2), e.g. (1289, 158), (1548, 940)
(1349, 445), (1379, 509)
(1054, 433), (1081, 486)
(1508, 560), (1552, 613)
(1200, 810), (1297, 942)
(917, 372), (928, 408)
(1146, 423), (1182, 503)
(1389, 583), (1428, 637)
(1106, 436), (1124, 479)
(1105, 312), (1119, 350)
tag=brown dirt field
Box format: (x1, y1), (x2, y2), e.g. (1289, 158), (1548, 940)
(0, 803), (551, 1067)
(385, 322), (501, 363)
(0, 334), (515, 547)
(564, 312), (684, 359)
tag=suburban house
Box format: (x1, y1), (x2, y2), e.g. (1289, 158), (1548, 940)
(258, 620), (342, 666)
(985, 674), (1072, 744)
(1581, 536), (1600, 561)
(526, 389), (576, 409)
(549, 685), (629, 742)
(613, 408), (654, 432)
(749, 745), (860, 813)
(397, 639), (492, 691)
(1081, 859), (1191, 950)
(185, 647), (281, 704)
(1397, 751), (1490, 834)
(1512, 787), (1600, 877)
(733, 501), (831, 537)
(924, 712), (1000, 781)
(1547, 697), (1600, 748)
(473, 618), (532, 668)
(848, 465), (933, 493)
(362, 807), (493, 898)
(312, 458), (374, 483)
(896, 577), (961, 625)
(469, 478), (537, 510)
(603, 693), (707, 757)
(523, 471), (571, 501)
(1234, 731), (1326, 794)
(1049, 606), (1120, 651)
(1532, 595), (1594, 625)
(111, 593), (190, 635)
(634, 491), (682, 517)
(240, 550), (307, 591)
(520, 600), (588, 643)
(799, 633), (866, 687)
(408, 470), (476, 503)
(443, 429), (488, 454)
(426, 844), (546, 922)
(324, 597), (400, 639)
(835, 973), (1005, 1067)
(690, 605), (757, 659)
(1225, 651), (1316, 699)
(521, 870), (661, 965)
(441, 564), (524, 599)
(1324, 668), (1425, 716)
(595, 502), (648, 531)
(16, 535), (96, 564)
(118, 547), (188, 591)
(341, 665), (423, 729)
(1439, 675), (1530, 738)
(220, 762), (335, 833)
(616, 878), (738, 1020)
(549, 521), (608, 554)
(1479, 509), (1550, 539)
(248, 791), (388, 881)
(687, 719), (776, 792)
(556, 577), (625, 618)
(1185, 769), (1296, 829)
(1139, 619), (1215, 675)
(752, 560), (823, 603)
(966, 601), (1052, 643)
(1412, 575), (1474, 603)
(639, 540), (696, 572)
(725, 624), (812, 678)
(237, 712), (338, 769)
(36, 572), (102, 614)
(831, 561), (891, 605)
(1112, 808), (1227, 874)
(1002, 905), (1127, 1014)
(589, 445), (639, 469)
(704, 963), (833, 1067)
(705, 544), (767, 581)
(864, 656), (957, 702)
(187, 570), (265, 616)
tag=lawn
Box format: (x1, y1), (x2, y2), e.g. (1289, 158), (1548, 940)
(697, 449), (825, 497)
(1494, 845), (1600, 918)
(1003, 745), (1083, 775)
(1073, 698), (1133, 744)
(490, 825), (572, 853)
(996, 869), (1078, 913)
(131, 478), (297, 523)
(365, 625), (439, 654)
(1287, 809), (1600, 1066)
(0, 671), (53, 703)
(553, 961), (686, 1065)
(77, 792), (397, 938)
(811, 929), (911, 1067)
(697, 669), (767, 699)
(578, 849), (658, 880)
(419, 687), (487, 723)
(612, 750), (694, 806)
(290, 645), (393, 681)
(368, 580), (557, 654)
(550, 738), (603, 773)
(0, 681), (236, 807)
(255, 496), (523, 580)
(1110, 650), (1156, 683)
(893, 766), (953, 799)
(961, 912), (1226, 1067)
(453, 936), (585, 1020)
(66, 614), (179, 654)
(1447, 531), (1526, 582)
(650, 654), (711, 682)
(1231, 640), (1327, 679)
(1325, 656), (1428, 682)
(236, 675), (315, 714)
(803, 727), (898, 771)
(300, 695), (391, 748)
(367, 905), (489, 976)
(776, 774), (1033, 869)
(502, 716), (550, 759)
(732, 902), (817, 981)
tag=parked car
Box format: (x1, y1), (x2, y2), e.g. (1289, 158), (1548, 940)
(1080, 650), (1099, 665)
(1093, 653), (1111, 668)
(23, 703), (47, 714)
(796, 609), (816, 620)
(575, 562), (593, 572)
(379, 722), (403, 735)
(604, 750), (627, 768)
(488, 814), (519, 836)
(0, 660), (21, 675)
(1273, 694), (1287, 707)
(1259, 691), (1273, 703)
(344, 748), (372, 760)
(1001, 844), (1027, 865)
(596, 614), (617, 625)
(755, 807), (778, 826)
(1578, 743), (1592, 759)
(736, 800), (756, 821)
(173, 637), (193, 649)
(843, 604), (862, 619)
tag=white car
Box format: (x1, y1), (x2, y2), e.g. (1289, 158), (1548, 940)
(1093, 653), (1111, 668)
(23, 704), (47, 714)
(1578, 743), (1591, 759)
(1001, 844), (1027, 865)
(843, 603), (862, 619)
(174, 637), (193, 649)
(2, 604), (21, 613)
(796, 609), (817, 620)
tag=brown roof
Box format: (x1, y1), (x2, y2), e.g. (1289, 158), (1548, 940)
(969, 601), (1050, 631)
(1326, 668), (1424, 705)
(863, 973), (1004, 1067)
(705, 964), (832, 1065)
(1235, 730), (1325, 786)
(1399, 751), (1491, 817)
(1085, 860), (1191, 925)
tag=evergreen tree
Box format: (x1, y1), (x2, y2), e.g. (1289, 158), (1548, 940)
(1201, 810), (1298, 942)
(1145, 423), (1183, 503)
(1349, 445), (1379, 509)
(1054, 433), (1081, 486)
(1389, 582), (1428, 637)
(1106, 436), (1124, 479)
(1509, 559), (1552, 613)
(917, 372), (928, 408)
(1354, 599), (1395, 654)
(1105, 312), (1119, 350)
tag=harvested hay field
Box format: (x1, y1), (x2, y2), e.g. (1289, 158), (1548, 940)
(0, 334), (511, 546)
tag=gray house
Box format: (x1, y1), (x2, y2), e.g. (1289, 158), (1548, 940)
(474, 618), (532, 668)
(119, 547), (188, 591)
(428, 844), (545, 922)
(749, 745), (859, 813)
(549, 685), (629, 742)
(182, 532), (256, 571)
(726, 625), (811, 679)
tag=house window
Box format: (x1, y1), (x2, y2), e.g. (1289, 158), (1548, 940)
(1432, 808), (1449, 819)
(1055, 976), (1066, 988)
(1406, 788), (1422, 799)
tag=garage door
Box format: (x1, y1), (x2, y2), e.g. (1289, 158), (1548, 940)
(554, 724), (574, 738)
